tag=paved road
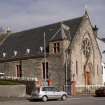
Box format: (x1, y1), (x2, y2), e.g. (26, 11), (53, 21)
(0, 96), (105, 105)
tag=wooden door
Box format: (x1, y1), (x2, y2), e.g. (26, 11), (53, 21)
(84, 71), (91, 85)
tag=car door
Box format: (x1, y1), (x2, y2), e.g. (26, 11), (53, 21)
(47, 87), (56, 99)
(42, 87), (55, 99)
(52, 87), (61, 98)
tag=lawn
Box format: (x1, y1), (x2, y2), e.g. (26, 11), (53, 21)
(0, 80), (23, 85)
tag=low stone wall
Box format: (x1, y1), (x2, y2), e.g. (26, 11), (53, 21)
(0, 85), (26, 97)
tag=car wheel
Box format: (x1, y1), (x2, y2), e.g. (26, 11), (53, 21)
(61, 95), (67, 101)
(42, 96), (48, 102)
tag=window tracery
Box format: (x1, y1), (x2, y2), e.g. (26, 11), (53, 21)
(81, 38), (91, 58)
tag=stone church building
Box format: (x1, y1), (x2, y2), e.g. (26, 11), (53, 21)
(0, 11), (103, 95)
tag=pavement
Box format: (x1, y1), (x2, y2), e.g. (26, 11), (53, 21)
(0, 95), (31, 101)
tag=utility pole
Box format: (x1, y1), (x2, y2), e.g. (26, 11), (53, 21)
(44, 32), (47, 83)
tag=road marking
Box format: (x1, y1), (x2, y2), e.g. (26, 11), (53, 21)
(92, 98), (105, 101)
(70, 98), (81, 100)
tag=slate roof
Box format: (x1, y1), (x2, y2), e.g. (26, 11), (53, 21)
(0, 16), (83, 62)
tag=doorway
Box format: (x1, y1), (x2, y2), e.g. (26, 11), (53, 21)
(84, 63), (92, 85)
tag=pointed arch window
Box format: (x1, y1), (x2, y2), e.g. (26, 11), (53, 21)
(97, 64), (99, 76)
(81, 38), (91, 58)
(76, 61), (78, 76)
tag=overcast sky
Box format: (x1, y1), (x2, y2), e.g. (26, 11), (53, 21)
(0, 0), (105, 38)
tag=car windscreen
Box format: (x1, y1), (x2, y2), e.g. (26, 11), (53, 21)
(42, 87), (58, 92)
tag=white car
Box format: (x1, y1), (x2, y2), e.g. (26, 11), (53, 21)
(31, 86), (67, 102)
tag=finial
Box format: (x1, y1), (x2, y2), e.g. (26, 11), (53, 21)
(84, 5), (90, 19)
(84, 5), (88, 15)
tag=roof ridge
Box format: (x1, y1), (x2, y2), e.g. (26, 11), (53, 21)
(11, 16), (83, 35)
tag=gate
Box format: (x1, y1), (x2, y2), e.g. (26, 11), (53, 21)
(76, 85), (104, 96)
